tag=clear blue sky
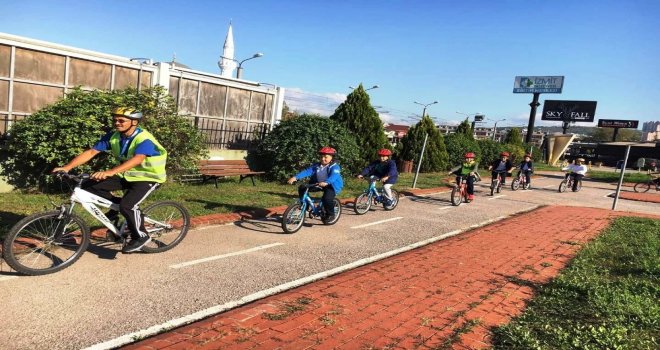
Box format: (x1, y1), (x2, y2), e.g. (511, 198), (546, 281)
(2, 0), (658, 128)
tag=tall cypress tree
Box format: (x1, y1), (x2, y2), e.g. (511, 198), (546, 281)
(330, 84), (388, 162)
(399, 115), (449, 172)
(455, 118), (474, 139)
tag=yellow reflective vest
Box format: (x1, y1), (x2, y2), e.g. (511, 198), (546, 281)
(109, 130), (167, 183)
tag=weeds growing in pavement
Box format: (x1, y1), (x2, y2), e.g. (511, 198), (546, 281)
(262, 297), (314, 321)
(492, 217), (660, 349)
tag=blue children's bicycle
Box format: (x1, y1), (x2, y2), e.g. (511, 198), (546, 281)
(353, 176), (400, 215)
(281, 184), (342, 234)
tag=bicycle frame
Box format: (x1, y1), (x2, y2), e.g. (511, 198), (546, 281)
(364, 176), (388, 204)
(70, 187), (124, 235)
(299, 186), (325, 218)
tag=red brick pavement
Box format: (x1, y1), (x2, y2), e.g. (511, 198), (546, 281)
(610, 191), (660, 204)
(123, 206), (659, 350)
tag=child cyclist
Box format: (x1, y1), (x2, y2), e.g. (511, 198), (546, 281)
(488, 151), (514, 186)
(287, 147), (344, 222)
(562, 157), (588, 191)
(516, 153), (535, 189)
(449, 152), (480, 201)
(357, 148), (398, 206)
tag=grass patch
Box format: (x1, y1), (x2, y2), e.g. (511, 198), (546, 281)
(492, 217), (660, 349)
(0, 172), (452, 240)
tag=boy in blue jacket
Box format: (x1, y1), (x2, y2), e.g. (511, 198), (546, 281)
(357, 148), (398, 205)
(287, 147), (344, 222)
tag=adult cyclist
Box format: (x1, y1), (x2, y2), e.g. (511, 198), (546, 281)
(52, 107), (167, 253)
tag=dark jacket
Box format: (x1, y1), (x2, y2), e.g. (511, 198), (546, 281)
(518, 160), (534, 172)
(489, 159), (513, 172)
(360, 160), (398, 184)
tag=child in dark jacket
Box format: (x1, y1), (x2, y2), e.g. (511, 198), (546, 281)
(517, 153), (534, 189)
(358, 148), (398, 205)
(487, 151), (514, 185)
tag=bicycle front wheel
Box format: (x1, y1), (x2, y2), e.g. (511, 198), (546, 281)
(141, 201), (190, 253)
(558, 180), (568, 193)
(634, 182), (651, 193)
(282, 203), (305, 233)
(451, 187), (463, 206)
(511, 179), (520, 191)
(2, 211), (89, 276)
(383, 189), (400, 211)
(354, 193), (372, 215)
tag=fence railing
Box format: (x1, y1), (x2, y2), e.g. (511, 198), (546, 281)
(190, 116), (270, 150)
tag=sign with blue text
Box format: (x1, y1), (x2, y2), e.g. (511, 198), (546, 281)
(541, 100), (597, 122)
(513, 76), (564, 93)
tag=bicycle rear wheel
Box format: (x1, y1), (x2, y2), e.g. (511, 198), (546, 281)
(451, 187), (463, 206)
(558, 180), (568, 193)
(633, 182), (651, 193)
(383, 189), (400, 210)
(354, 193), (372, 215)
(282, 203), (305, 233)
(323, 199), (342, 225)
(2, 211), (89, 276)
(140, 201), (190, 253)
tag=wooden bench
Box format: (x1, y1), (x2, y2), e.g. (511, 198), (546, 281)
(198, 159), (265, 187)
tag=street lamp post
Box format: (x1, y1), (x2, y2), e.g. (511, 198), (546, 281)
(490, 118), (506, 141)
(411, 101), (438, 188)
(219, 53), (264, 79)
(349, 85), (379, 91)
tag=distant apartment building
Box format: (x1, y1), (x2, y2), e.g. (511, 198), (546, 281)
(641, 121), (660, 141)
(384, 123), (409, 146)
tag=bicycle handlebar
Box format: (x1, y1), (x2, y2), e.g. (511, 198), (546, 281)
(54, 172), (90, 183)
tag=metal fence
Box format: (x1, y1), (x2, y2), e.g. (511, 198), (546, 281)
(191, 116), (270, 150)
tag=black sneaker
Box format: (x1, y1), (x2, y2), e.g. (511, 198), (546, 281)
(122, 236), (151, 253)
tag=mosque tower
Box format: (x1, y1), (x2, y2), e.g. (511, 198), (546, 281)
(218, 22), (237, 77)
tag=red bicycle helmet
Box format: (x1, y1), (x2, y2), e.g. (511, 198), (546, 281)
(464, 152), (475, 158)
(500, 152), (510, 157)
(378, 149), (392, 156)
(318, 146), (336, 155)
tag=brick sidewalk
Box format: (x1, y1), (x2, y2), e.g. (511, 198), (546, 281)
(123, 206), (659, 350)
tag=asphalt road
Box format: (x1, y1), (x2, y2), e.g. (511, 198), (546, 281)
(0, 175), (657, 349)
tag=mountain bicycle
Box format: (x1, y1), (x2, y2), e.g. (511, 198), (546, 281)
(451, 176), (472, 206)
(490, 171), (507, 196)
(511, 171), (531, 191)
(633, 176), (660, 193)
(281, 183), (342, 234)
(558, 173), (582, 193)
(353, 176), (400, 215)
(2, 173), (190, 276)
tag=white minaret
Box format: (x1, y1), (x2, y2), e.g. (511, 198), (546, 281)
(218, 22), (237, 77)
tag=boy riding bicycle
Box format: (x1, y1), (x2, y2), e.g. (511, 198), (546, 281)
(516, 153), (535, 189)
(357, 148), (398, 205)
(287, 147), (344, 222)
(449, 152), (480, 201)
(52, 107), (167, 253)
(562, 158), (588, 191)
(488, 152), (513, 186)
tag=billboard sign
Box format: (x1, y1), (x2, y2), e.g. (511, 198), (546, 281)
(513, 76), (564, 93)
(597, 119), (639, 128)
(541, 100), (597, 122)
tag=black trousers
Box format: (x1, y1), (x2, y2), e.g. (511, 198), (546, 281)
(298, 185), (336, 216)
(491, 171), (508, 184)
(565, 173), (584, 191)
(517, 170), (532, 185)
(82, 176), (160, 239)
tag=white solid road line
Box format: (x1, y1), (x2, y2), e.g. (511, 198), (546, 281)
(438, 206), (453, 210)
(85, 205), (540, 350)
(488, 195), (506, 200)
(169, 243), (285, 269)
(0, 276), (19, 282)
(350, 217), (404, 229)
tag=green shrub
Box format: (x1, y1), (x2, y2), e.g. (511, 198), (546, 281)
(445, 133), (481, 168)
(398, 116), (449, 172)
(0, 86), (207, 190)
(476, 139), (504, 166)
(251, 114), (361, 180)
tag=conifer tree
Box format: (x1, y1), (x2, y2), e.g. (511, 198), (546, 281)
(330, 84), (388, 162)
(504, 127), (523, 145)
(398, 115), (449, 172)
(455, 118), (474, 139)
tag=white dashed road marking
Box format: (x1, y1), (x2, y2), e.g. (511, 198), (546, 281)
(169, 243), (285, 269)
(350, 217), (404, 229)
